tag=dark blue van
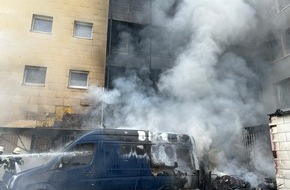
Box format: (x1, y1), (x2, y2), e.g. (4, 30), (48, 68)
(7, 129), (201, 190)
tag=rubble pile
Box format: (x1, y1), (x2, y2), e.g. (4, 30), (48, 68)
(256, 178), (277, 190)
(213, 175), (252, 190)
(212, 175), (277, 190)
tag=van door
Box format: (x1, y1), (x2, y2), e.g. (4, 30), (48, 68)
(97, 143), (152, 190)
(58, 142), (97, 190)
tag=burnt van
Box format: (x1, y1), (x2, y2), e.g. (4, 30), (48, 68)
(7, 129), (201, 190)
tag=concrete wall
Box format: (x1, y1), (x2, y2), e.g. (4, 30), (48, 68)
(269, 113), (290, 189)
(0, 0), (109, 127)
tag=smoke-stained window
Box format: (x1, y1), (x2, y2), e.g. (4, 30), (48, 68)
(119, 144), (148, 156)
(69, 70), (89, 89)
(73, 21), (93, 39)
(110, 20), (149, 54)
(284, 28), (290, 54)
(31, 14), (53, 33)
(23, 66), (47, 86)
(151, 144), (177, 167)
(269, 37), (283, 61)
(150, 26), (176, 56)
(276, 78), (290, 108)
(111, 0), (151, 24)
(278, 0), (290, 11)
(0, 134), (18, 154)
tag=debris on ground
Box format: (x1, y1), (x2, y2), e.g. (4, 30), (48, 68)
(212, 175), (252, 190)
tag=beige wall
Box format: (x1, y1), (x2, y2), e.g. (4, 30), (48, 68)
(0, 0), (109, 127)
(269, 113), (290, 189)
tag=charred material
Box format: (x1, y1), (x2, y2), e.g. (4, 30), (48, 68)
(213, 175), (252, 190)
(212, 175), (277, 190)
(151, 163), (188, 189)
(256, 178), (277, 190)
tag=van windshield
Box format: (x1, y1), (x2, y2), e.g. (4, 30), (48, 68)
(151, 144), (194, 170)
(42, 140), (76, 166)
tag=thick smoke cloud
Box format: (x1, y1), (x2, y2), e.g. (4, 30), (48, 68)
(89, 0), (276, 184)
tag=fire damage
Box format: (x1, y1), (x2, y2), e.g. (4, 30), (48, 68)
(118, 132), (277, 190)
(2, 129), (277, 190)
(212, 175), (276, 190)
(117, 132), (198, 189)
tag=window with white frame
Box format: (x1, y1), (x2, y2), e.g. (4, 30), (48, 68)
(31, 14), (53, 33)
(23, 66), (47, 86)
(69, 70), (89, 89)
(73, 21), (93, 39)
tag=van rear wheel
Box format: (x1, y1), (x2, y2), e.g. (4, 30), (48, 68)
(158, 185), (179, 190)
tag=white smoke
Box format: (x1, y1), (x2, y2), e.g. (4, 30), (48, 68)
(89, 0), (276, 185)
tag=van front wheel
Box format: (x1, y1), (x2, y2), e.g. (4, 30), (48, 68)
(28, 184), (56, 190)
(0, 180), (7, 190)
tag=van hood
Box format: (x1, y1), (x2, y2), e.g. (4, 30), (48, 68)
(9, 164), (56, 190)
(15, 165), (45, 177)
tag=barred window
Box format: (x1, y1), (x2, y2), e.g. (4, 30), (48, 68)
(278, 0), (290, 11)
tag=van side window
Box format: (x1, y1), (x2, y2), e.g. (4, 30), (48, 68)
(136, 145), (146, 155)
(119, 144), (149, 156)
(66, 143), (95, 166)
(104, 143), (150, 175)
(120, 144), (131, 154)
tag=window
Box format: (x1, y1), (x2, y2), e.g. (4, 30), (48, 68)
(119, 144), (149, 156)
(269, 38), (283, 61)
(31, 14), (53, 33)
(104, 143), (149, 172)
(0, 134), (18, 154)
(111, 0), (151, 24)
(176, 146), (192, 165)
(62, 143), (94, 167)
(110, 20), (149, 54)
(69, 70), (89, 89)
(276, 78), (290, 108)
(151, 144), (177, 167)
(23, 66), (47, 86)
(278, 0), (290, 11)
(73, 21), (93, 39)
(284, 28), (290, 54)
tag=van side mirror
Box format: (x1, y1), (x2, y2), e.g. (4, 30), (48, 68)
(174, 161), (178, 168)
(62, 155), (72, 164)
(58, 155), (72, 169)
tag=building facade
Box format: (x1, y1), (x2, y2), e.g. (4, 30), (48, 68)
(0, 0), (109, 153)
(105, 0), (175, 89)
(269, 109), (290, 190)
(270, 0), (290, 109)
(268, 1), (290, 189)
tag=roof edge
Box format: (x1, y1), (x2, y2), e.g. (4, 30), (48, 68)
(268, 109), (290, 117)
